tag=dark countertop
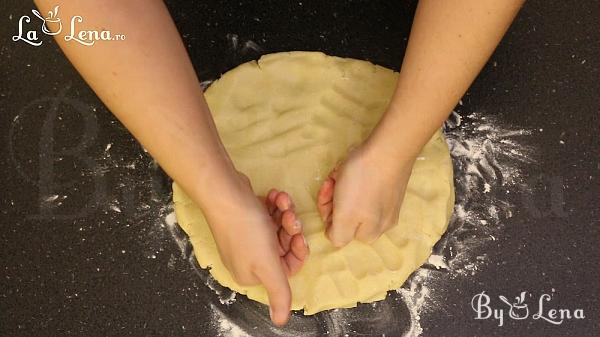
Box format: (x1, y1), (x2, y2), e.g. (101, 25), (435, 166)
(1, 1), (599, 336)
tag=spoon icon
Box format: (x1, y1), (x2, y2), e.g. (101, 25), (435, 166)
(31, 5), (62, 35)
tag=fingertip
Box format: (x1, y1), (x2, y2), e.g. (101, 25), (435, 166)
(253, 266), (291, 327)
(265, 189), (280, 214)
(317, 178), (334, 203)
(270, 306), (290, 327)
(325, 226), (350, 248)
(282, 210), (301, 235)
(317, 180), (334, 224)
(275, 191), (292, 211)
(267, 189), (279, 204)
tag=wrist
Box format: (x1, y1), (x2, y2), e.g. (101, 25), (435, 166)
(185, 155), (248, 209)
(360, 135), (416, 182)
(365, 100), (444, 162)
(364, 121), (421, 164)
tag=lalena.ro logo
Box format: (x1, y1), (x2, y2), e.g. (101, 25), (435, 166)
(471, 291), (585, 327)
(12, 5), (126, 47)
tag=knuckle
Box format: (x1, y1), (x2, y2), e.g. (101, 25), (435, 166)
(355, 216), (377, 230)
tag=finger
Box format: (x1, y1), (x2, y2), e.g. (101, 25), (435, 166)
(254, 262), (292, 327)
(291, 234), (309, 262)
(281, 210), (302, 236)
(326, 214), (359, 248)
(266, 189), (279, 215)
(275, 191), (293, 211)
(272, 208), (283, 227)
(278, 226), (293, 253)
(283, 235), (309, 276)
(317, 178), (334, 224)
(277, 242), (286, 257)
(272, 192), (293, 225)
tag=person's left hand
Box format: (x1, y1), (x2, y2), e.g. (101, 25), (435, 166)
(317, 143), (415, 247)
(263, 187), (310, 276)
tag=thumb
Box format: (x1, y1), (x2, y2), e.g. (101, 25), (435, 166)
(254, 259), (292, 327)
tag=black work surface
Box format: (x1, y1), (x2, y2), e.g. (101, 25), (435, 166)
(1, 1), (599, 336)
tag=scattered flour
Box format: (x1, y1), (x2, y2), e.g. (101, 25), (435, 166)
(43, 194), (59, 203)
(391, 110), (536, 336)
(397, 269), (431, 337)
(426, 255), (448, 270)
(211, 304), (252, 337)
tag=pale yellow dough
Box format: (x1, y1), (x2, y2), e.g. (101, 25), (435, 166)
(173, 51), (454, 314)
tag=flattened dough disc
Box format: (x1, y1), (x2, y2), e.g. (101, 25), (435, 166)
(173, 51), (454, 314)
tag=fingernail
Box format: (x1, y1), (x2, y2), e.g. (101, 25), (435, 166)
(269, 306), (274, 321)
(303, 235), (309, 248)
(294, 219), (302, 230)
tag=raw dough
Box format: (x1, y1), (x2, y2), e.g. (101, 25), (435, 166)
(173, 52), (454, 314)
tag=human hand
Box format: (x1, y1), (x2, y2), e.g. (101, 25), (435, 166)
(317, 144), (415, 247)
(202, 172), (309, 326)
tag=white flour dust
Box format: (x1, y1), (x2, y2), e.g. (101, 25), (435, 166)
(397, 269), (431, 337)
(158, 109), (536, 336)
(210, 304), (252, 337)
(393, 110), (536, 336)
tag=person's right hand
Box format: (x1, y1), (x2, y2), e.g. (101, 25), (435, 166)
(201, 172), (309, 326)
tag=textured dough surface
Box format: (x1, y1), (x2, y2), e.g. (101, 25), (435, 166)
(173, 52), (454, 314)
